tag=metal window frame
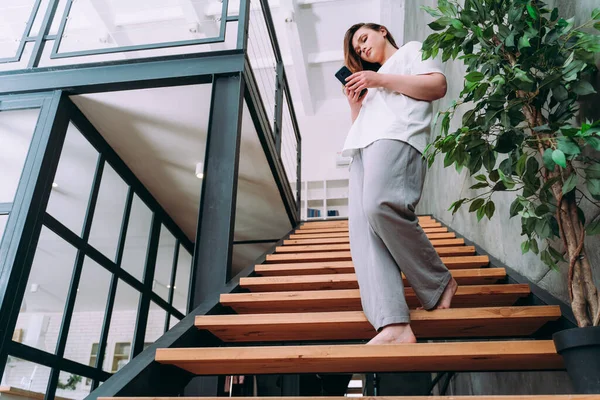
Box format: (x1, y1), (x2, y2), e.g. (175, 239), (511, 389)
(49, 0), (231, 59)
(0, 92), (198, 400)
(0, 0), (43, 63)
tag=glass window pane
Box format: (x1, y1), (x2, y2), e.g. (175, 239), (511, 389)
(1, 357), (51, 396)
(0, 214), (8, 243)
(14, 226), (78, 354)
(173, 245), (192, 314)
(168, 315), (180, 330)
(0, 0), (37, 58)
(153, 225), (176, 302)
(56, 0), (220, 55)
(0, 108), (40, 203)
(121, 195), (152, 282)
(56, 370), (89, 400)
(46, 123), (98, 236)
(89, 163), (129, 261)
(64, 257), (111, 364)
(145, 302), (167, 344)
(102, 279), (139, 373)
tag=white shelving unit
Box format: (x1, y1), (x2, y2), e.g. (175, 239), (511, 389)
(300, 179), (349, 220)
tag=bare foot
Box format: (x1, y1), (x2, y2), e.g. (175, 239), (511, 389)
(435, 277), (458, 309)
(367, 324), (417, 345)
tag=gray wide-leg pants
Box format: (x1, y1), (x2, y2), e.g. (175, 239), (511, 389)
(348, 139), (452, 331)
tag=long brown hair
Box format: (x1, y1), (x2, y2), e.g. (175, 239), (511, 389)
(343, 23), (399, 73)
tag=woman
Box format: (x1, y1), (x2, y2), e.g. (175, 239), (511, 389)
(341, 23), (457, 345)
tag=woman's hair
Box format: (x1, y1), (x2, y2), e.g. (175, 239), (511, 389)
(343, 23), (399, 73)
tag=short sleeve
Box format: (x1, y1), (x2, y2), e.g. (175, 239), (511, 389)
(409, 42), (445, 76)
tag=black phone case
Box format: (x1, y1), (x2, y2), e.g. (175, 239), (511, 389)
(335, 66), (367, 97)
(335, 66), (353, 85)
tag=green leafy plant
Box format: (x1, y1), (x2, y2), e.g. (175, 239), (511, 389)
(421, 0), (600, 327)
(57, 374), (82, 391)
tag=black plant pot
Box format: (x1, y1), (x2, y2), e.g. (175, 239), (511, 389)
(553, 326), (600, 394)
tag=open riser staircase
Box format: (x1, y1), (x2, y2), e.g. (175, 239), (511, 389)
(102, 216), (600, 400)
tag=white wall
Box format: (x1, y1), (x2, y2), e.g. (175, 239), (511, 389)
(299, 99), (352, 182)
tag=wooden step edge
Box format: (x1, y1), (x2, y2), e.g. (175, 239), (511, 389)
(222, 284), (532, 302)
(283, 235), (461, 245)
(287, 232), (457, 240)
(196, 306), (562, 326)
(255, 256), (490, 276)
(293, 225), (445, 235)
(265, 248), (477, 263)
(276, 239), (467, 252)
(220, 284), (532, 313)
(100, 396), (600, 400)
(155, 340), (564, 374)
(194, 306), (562, 342)
(243, 268), (507, 291)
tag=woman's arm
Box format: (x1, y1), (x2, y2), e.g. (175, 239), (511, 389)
(345, 71), (447, 102)
(379, 73), (447, 101)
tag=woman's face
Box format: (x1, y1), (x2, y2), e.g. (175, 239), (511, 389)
(351, 26), (387, 64)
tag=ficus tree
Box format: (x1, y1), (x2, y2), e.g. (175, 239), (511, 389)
(421, 0), (600, 326)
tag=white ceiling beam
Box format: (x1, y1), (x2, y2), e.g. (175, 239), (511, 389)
(177, 0), (221, 49)
(297, 0), (347, 6)
(307, 49), (343, 65)
(279, 0), (314, 115)
(78, 0), (137, 58)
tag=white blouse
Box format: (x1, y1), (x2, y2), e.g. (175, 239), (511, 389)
(341, 41), (445, 157)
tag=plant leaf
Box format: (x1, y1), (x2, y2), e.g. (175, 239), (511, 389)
(557, 137), (581, 155)
(587, 179), (600, 197)
(530, 238), (539, 254)
(510, 198), (524, 218)
(475, 174), (488, 182)
(587, 219), (600, 235)
(572, 80), (597, 96)
(543, 148), (556, 170)
(485, 201), (495, 219)
(476, 204), (486, 221)
(592, 7), (600, 20)
(422, 6), (442, 17)
(521, 240), (530, 254)
(562, 173), (578, 194)
(469, 198), (485, 212)
(465, 71), (485, 82)
(470, 182), (489, 190)
(526, 2), (538, 19)
(552, 149), (567, 168)
(518, 35), (531, 50)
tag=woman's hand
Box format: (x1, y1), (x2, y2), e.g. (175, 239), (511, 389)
(344, 86), (368, 108)
(344, 86), (367, 123)
(345, 70), (382, 93)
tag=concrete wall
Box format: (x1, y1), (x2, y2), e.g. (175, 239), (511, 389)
(404, 0), (600, 396)
(407, 0), (600, 304)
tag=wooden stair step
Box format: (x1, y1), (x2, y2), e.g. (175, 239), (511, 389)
(256, 256), (490, 276)
(155, 340), (563, 374)
(293, 225), (445, 235)
(276, 239), (466, 253)
(299, 222), (442, 230)
(102, 396), (600, 400)
(243, 268), (506, 291)
(288, 231), (455, 240)
(300, 216), (433, 229)
(195, 306), (561, 342)
(266, 247), (475, 263)
(220, 284), (530, 313)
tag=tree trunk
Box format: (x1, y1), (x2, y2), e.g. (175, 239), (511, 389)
(526, 108), (600, 327)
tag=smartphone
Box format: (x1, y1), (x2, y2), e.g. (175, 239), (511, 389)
(335, 65), (367, 98)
